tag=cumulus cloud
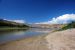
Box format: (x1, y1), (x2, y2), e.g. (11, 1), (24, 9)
(35, 14), (75, 24)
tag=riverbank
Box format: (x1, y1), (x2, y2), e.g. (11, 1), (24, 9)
(0, 29), (75, 50)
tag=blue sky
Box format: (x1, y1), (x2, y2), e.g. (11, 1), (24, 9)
(0, 0), (75, 23)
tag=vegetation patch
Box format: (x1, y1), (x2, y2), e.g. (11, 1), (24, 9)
(58, 21), (75, 31)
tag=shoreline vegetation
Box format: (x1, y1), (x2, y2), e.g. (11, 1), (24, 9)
(0, 27), (29, 33)
(58, 21), (75, 31)
(0, 27), (29, 31)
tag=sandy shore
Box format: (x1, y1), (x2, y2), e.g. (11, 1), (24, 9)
(0, 34), (50, 50)
(0, 29), (75, 50)
(46, 29), (75, 50)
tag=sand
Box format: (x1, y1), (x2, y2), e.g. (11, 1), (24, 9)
(46, 29), (75, 50)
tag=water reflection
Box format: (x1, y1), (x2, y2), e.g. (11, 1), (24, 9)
(0, 29), (29, 44)
(0, 28), (51, 44)
(29, 28), (52, 33)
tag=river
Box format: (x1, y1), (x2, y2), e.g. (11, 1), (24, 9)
(0, 28), (52, 45)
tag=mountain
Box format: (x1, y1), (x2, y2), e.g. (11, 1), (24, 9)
(0, 19), (29, 28)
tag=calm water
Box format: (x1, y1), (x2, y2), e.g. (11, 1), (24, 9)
(0, 28), (52, 44)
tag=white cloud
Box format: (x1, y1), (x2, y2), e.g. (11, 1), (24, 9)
(12, 20), (25, 23)
(35, 14), (75, 24)
(3, 19), (25, 23)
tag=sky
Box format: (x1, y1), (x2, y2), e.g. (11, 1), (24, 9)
(0, 0), (75, 24)
(36, 14), (75, 24)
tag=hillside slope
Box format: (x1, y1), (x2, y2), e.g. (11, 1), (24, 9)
(0, 19), (29, 28)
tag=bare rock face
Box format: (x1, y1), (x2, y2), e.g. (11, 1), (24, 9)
(45, 29), (75, 50)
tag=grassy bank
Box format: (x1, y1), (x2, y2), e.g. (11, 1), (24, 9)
(0, 27), (29, 32)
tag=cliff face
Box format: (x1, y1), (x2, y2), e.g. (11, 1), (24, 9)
(0, 19), (29, 28)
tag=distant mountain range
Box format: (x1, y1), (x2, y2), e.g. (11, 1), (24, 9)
(31, 24), (65, 29)
(0, 19), (29, 28)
